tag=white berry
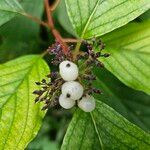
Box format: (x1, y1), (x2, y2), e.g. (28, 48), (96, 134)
(59, 60), (79, 81)
(59, 94), (75, 109)
(78, 95), (95, 112)
(62, 81), (84, 100)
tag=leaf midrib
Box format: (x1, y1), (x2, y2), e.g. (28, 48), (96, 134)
(85, 2), (149, 35)
(90, 112), (104, 150)
(96, 101), (150, 145)
(95, 74), (150, 132)
(0, 8), (23, 14)
(80, 0), (102, 38)
(15, 77), (30, 148)
(0, 57), (40, 109)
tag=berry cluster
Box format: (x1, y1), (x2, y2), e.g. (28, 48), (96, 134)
(33, 38), (109, 112)
(59, 60), (95, 112)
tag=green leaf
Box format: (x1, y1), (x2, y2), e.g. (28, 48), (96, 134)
(139, 10), (150, 21)
(0, 0), (24, 26)
(65, 0), (150, 39)
(28, 137), (58, 150)
(0, 55), (49, 149)
(100, 21), (150, 94)
(93, 68), (150, 131)
(55, 0), (77, 37)
(61, 101), (150, 150)
(0, 0), (44, 63)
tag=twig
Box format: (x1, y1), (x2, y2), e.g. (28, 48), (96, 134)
(44, 0), (68, 54)
(62, 38), (82, 43)
(41, 50), (49, 57)
(44, 0), (54, 28)
(22, 12), (48, 28)
(73, 42), (82, 60)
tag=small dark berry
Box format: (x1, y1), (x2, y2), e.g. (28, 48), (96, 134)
(104, 53), (110, 57)
(42, 105), (49, 110)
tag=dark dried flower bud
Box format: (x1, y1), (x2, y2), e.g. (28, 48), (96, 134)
(35, 82), (41, 85)
(35, 97), (39, 103)
(86, 59), (94, 65)
(95, 61), (104, 67)
(95, 52), (101, 58)
(33, 90), (44, 95)
(85, 70), (92, 74)
(42, 105), (49, 110)
(51, 72), (59, 79)
(100, 43), (105, 50)
(92, 88), (102, 94)
(42, 79), (46, 83)
(103, 53), (110, 57)
(87, 89), (93, 95)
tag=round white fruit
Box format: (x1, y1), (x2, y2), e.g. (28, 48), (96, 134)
(62, 81), (84, 100)
(78, 95), (95, 112)
(59, 94), (75, 109)
(59, 60), (79, 81)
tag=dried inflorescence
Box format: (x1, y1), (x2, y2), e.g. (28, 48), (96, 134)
(75, 39), (110, 96)
(33, 38), (110, 111)
(33, 74), (64, 110)
(47, 41), (73, 65)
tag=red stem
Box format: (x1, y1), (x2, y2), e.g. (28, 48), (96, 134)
(44, 0), (68, 54)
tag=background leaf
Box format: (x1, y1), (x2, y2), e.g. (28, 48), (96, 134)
(0, 0), (24, 26)
(100, 21), (150, 94)
(139, 10), (150, 21)
(0, 0), (44, 63)
(61, 101), (150, 150)
(0, 55), (49, 149)
(65, 0), (150, 38)
(93, 68), (150, 132)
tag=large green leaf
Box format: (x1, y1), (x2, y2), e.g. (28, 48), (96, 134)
(0, 0), (44, 63)
(139, 10), (150, 21)
(65, 0), (150, 38)
(93, 68), (150, 131)
(61, 101), (150, 150)
(100, 21), (150, 94)
(0, 55), (49, 149)
(0, 0), (24, 26)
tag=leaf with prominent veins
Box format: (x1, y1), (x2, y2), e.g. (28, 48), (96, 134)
(0, 0), (44, 63)
(0, 55), (49, 149)
(93, 68), (150, 132)
(0, 0), (24, 26)
(61, 101), (150, 150)
(65, 0), (150, 38)
(101, 21), (150, 94)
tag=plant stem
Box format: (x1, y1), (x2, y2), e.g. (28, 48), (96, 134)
(73, 42), (82, 59)
(41, 50), (49, 57)
(22, 0), (81, 57)
(62, 38), (82, 43)
(22, 12), (48, 28)
(44, 0), (68, 55)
